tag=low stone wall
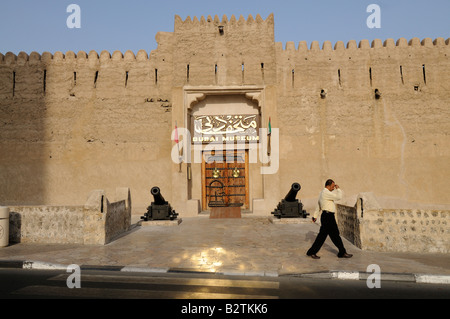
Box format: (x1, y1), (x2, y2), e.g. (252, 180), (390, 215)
(335, 204), (360, 248)
(105, 188), (132, 243)
(337, 193), (450, 253)
(358, 208), (449, 253)
(9, 206), (85, 244)
(8, 188), (131, 245)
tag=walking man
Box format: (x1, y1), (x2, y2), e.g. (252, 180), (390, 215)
(307, 179), (353, 259)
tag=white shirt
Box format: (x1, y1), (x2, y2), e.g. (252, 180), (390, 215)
(313, 188), (343, 219)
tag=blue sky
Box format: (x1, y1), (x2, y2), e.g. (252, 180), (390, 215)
(0, 0), (449, 54)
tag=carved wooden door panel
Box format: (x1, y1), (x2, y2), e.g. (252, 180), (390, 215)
(202, 150), (248, 210)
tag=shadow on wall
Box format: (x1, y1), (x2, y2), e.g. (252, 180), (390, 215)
(0, 52), (47, 205)
(1, 50), (173, 209)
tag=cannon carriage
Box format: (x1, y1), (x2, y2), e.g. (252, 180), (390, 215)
(141, 187), (178, 221)
(272, 183), (309, 219)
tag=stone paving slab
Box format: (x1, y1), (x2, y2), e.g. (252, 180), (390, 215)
(0, 216), (449, 283)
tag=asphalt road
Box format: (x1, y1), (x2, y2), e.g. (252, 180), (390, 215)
(1, 268), (449, 298)
(0, 267), (448, 317)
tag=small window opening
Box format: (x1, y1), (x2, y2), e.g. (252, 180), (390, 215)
(125, 71), (129, 87)
(400, 66), (404, 84)
(360, 198), (364, 218)
(261, 63), (265, 82)
(186, 64), (190, 83)
(94, 71), (98, 88)
(43, 70), (47, 94)
(291, 69), (295, 88)
(155, 69), (158, 85)
(338, 69), (342, 87)
(422, 64), (426, 84)
(375, 88), (381, 99)
(369, 67), (372, 86)
(215, 64), (218, 84)
(12, 71), (16, 97)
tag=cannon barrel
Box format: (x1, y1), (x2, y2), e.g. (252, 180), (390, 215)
(272, 182), (308, 218)
(151, 186), (167, 205)
(141, 186), (178, 221)
(284, 183), (301, 202)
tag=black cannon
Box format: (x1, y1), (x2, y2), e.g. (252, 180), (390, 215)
(272, 183), (309, 219)
(284, 182), (301, 202)
(141, 187), (179, 221)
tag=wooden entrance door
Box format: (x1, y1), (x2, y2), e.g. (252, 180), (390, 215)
(202, 150), (249, 210)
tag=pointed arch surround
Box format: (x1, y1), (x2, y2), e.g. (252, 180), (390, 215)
(185, 86), (265, 112)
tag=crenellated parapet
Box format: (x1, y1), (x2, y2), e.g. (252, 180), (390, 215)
(276, 36), (450, 93)
(0, 47), (175, 101)
(277, 37), (449, 52)
(1, 36), (446, 65)
(174, 13), (274, 32)
(2, 36), (446, 78)
(0, 14), (448, 93)
(0, 49), (152, 65)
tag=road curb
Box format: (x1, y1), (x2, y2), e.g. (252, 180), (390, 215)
(279, 270), (450, 285)
(1, 260), (449, 284)
(415, 274), (450, 284)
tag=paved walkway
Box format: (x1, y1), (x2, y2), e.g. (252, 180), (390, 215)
(0, 215), (449, 283)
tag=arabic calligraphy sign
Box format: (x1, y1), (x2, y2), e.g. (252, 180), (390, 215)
(192, 114), (260, 144)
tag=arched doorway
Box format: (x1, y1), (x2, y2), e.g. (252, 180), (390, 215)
(184, 87), (264, 213)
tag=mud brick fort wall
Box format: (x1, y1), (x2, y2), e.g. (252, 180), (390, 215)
(1, 14), (449, 218)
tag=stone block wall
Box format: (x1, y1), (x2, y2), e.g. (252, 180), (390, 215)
(358, 208), (449, 253)
(335, 204), (359, 248)
(9, 205), (85, 244)
(336, 193), (450, 253)
(8, 188), (131, 245)
(105, 187), (132, 243)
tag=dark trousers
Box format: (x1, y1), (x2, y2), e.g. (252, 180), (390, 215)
(307, 211), (347, 257)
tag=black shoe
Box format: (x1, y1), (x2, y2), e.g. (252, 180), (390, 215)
(338, 253), (353, 258)
(307, 254), (320, 259)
